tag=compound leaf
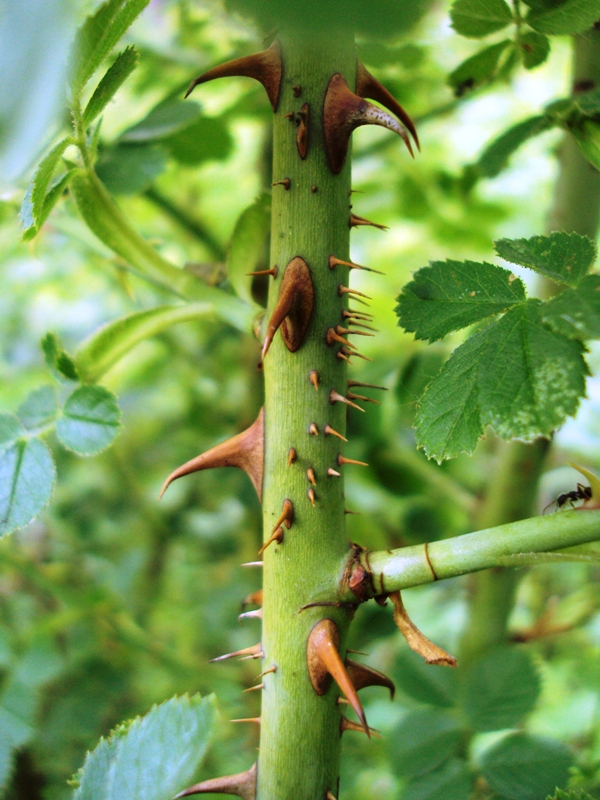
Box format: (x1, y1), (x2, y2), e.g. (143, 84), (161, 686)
(397, 259), (525, 342)
(478, 300), (587, 440)
(450, 0), (514, 38)
(73, 694), (218, 800)
(495, 232), (596, 286)
(541, 274), (600, 340)
(56, 386), (121, 456)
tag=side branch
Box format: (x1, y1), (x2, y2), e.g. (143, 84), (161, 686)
(345, 510), (600, 599)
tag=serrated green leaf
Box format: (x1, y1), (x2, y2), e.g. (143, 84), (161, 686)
(41, 332), (80, 381)
(459, 647), (541, 732)
(76, 303), (213, 383)
(95, 144), (168, 195)
(527, 0), (600, 35)
(547, 790), (594, 800)
(0, 432), (55, 537)
(450, 0), (514, 37)
(163, 116), (234, 166)
(393, 647), (458, 707)
(449, 40), (513, 94)
(120, 99), (201, 143)
(404, 758), (472, 800)
(481, 733), (572, 800)
(415, 327), (489, 461)
(83, 46), (139, 126)
(479, 300), (587, 440)
(69, 0), (150, 97)
(227, 192), (271, 306)
(391, 708), (463, 778)
(20, 137), (71, 237)
(73, 694), (218, 800)
(542, 274), (600, 339)
(477, 116), (553, 178)
(17, 386), (58, 432)
(22, 169), (76, 242)
(0, 414), (25, 454)
(396, 259), (525, 342)
(520, 30), (550, 68)
(495, 232), (597, 286)
(56, 386), (121, 456)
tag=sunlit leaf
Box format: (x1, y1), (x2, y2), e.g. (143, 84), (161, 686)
(17, 386), (58, 432)
(56, 385), (121, 456)
(541, 274), (600, 340)
(526, 0), (600, 35)
(495, 232), (596, 286)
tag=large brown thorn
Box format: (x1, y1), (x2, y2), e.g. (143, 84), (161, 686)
(173, 762), (257, 800)
(350, 213), (388, 230)
(330, 390), (365, 413)
(186, 39), (282, 110)
(160, 407), (264, 501)
(210, 643), (262, 663)
(324, 73), (413, 173)
(329, 254), (384, 275)
(307, 619), (369, 736)
(346, 659), (395, 699)
(356, 61), (419, 150)
(261, 257), (314, 362)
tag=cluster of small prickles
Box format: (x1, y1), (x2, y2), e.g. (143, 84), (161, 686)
(162, 37), (421, 800)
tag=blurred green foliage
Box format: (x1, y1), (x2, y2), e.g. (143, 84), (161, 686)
(1, 0), (600, 799)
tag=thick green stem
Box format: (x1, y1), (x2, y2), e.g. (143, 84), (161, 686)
(258, 29), (357, 800)
(352, 509), (600, 596)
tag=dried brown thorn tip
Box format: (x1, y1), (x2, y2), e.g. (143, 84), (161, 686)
(274, 499), (294, 532)
(307, 619), (369, 735)
(186, 39), (282, 110)
(258, 526), (283, 555)
(356, 60), (419, 150)
(390, 591), (457, 667)
(324, 424), (348, 442)
(350, 213), (388, 230)
(338, 454), (369, 467)
(173, 762), (257, 800)
(261, 257), (314, 361)
(341, 718), (381, 738)
(160, 407), (264, 501)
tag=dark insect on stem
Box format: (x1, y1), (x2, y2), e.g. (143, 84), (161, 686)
(543, 483), (592, 513)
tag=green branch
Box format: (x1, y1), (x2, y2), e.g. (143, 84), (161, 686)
(346, 509), (600, 597)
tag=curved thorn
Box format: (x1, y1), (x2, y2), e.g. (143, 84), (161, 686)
(173, 762), (257, 800)
(307, 619), (369, 735)
(338, 455), (369, 467)
(210, 643), (262, 663)
(390, 591), (457, 667)
(327, 468), (341, 478)
(258, 665), (277, 678)
(160, 408), (264, 501)
(186, 40), (282, 110)
(272, 178), (291, 189)
(261, 257), (314, 361)
(356, 60), (419, 150)
(324, 424), (348, 442)
(346, 659), (395, 699)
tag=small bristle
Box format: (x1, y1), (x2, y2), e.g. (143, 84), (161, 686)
(308, 487), (316, 507)
(309, 370), (320, 390)
(324, 424), (348, 442)
(338, 285), (372, 300)
(348, 380), (388, 391)
(327, 468), (341, 477)
(336, 325), (374, 338)
(338, 455), (369, 467)
(309, 423), (319, 435)
(330, 390), (365, 413)
(241, 561), (263, 567)
(243, 683), (264, 693)
(307, 467), (317, 486)
(288, 447), (297, 466)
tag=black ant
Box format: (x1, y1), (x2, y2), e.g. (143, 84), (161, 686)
(543, 483), (592, 513)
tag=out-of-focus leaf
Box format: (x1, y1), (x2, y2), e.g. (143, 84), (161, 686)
(72, 694), (218, 800)
(390, 708), (463, 777)
(396, 259), (525, 342)
(547, 790), (594, 800)
(0, 416), (55, 537)
(459, 647), (541, 732)
(25, 168), (76, 240)
(450, 0), (514, 38)
(41, 332), (79, 381)
(163, 116), (234, 165)
(495, 232), (596, 286)
(120, 100), (201, 143)
(56, 386), (121, 456)
(17, 386), (58, 432)
(526, 0), (600, 35)
(83, 46), (139, 126)
(69, 0), (150, 97)
(477, 116), (553, 178)
(393, 648), (458, 707)
(519, 30), (550, 69)
(70, 170), (254, 332)
(20, 137), (71, 237)
(449, 40), (512, 95)
(571, 119), (600, 171)
(542, 274), (600, 340)
(76, 303), (214, 383)
(404, 758), (472, 800)
(481, 733), (573, 800)
(227, 192), (271, 305)
(478, 300), (587, 440)
(96, 144), (168, 195)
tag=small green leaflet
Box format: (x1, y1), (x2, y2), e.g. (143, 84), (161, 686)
(83, 46), (139, 126)
(542, 274), (600, 340)
(519, 30), (550, 69)
(72, 694), (218, 800)
(20, 137), (71, 238)
(449, 40), (512, 95)
(0, 414), (55, 537)
(56, 386), (121, 456)
(227, 192), (272, 306)
(391, 708), (463, 778)
(526, 0), (600, 36)
(477, 116), (553, 178)
(571, 119), (600, 172)
(481, 733), (572, 800)
(96, 144), (168, 195)
(120, 99), (201, 143)
(450, 0), (514, 38)
(396, 259), (525, 342)
(17, 386), (58, 432)
(403, 759), (472, 800)
(495, 232), (597, 286)
(42, 332), (79, 381)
